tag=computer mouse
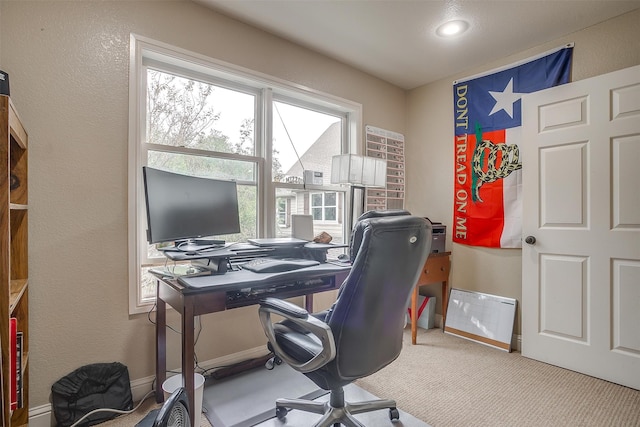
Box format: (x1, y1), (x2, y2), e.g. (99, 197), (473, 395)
(338, 253), (349, 261)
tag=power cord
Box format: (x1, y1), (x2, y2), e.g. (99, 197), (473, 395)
(147, 303), (208, 377)
(146, 302), (187, 335)
(68, 389), (156, 427)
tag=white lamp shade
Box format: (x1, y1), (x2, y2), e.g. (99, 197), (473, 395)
(331, 154), (387, 188)
(362, 156), (387, 188)
(331, 154), (363, 185)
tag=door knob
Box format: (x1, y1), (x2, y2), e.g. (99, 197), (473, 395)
(525, 236), (536, 245)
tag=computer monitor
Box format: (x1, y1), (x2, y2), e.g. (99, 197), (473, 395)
(142, 167), (241, 250)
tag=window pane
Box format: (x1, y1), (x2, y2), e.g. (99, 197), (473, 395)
(272, 101), (341, 183)
(311, 193), (323, 207)
(324, 207), (336, 221)
(148, 151), (255, 182)
(312, 208), (322, 220)
(277, 199), (286, 226)
(235, 184), (258, 242)
(275, 187), (307, 237)
(145, 152), (258, 259)
(145, 181), (257, 259)
(147, 69), (255, 155)
(140, 266), (159, 301)
(325, 192), (336, 206)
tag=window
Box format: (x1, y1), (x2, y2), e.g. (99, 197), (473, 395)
(128, 35), (362, 313)
(276, 198), (287, 226)
(311, 192), (337, 222)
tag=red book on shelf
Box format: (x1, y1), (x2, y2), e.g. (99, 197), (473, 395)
(9, 317), (17, 410)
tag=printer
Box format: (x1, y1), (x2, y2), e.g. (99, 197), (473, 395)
(428, 220), (446, 253)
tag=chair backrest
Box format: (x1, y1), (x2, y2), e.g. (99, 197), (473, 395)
(348, 209), (411, 262)
(327, 213), (431, 380)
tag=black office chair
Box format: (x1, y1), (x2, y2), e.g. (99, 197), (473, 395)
(259, 211), (432, 426)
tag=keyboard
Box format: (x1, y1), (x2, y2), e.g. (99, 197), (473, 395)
(241, 257), (320, 273)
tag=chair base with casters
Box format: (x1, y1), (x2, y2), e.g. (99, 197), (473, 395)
(275, 386), (399, 427)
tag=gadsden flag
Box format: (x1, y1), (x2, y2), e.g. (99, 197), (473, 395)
(453, 45), (573, 248)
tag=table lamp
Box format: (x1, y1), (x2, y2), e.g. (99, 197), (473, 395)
(330, 154), (387, 228)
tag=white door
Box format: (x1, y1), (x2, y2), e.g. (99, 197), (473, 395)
(521, 65), (640, 390)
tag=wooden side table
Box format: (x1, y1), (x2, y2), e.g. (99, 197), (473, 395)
(410, 251), (451, 344)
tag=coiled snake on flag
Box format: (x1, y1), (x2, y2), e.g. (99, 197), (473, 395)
(472, 139), (522, 202)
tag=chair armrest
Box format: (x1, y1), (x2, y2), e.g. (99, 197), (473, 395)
(259, 297), (336, 373)
(260, 297), (308, 318)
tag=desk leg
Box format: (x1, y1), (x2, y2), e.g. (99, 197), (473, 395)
(182, 298), (196, 427)
(442, 280), (449, 330)
(305, 294), (314, 312)
(155, 280), (167, 403)
(411, 284), (418, 345)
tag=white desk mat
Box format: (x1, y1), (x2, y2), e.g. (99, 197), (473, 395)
(202, 362), (326, 427)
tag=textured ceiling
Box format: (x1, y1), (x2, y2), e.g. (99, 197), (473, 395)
(195, 0), (640, 89)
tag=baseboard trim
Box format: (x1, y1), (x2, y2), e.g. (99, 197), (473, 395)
(28, 345), (269, 427)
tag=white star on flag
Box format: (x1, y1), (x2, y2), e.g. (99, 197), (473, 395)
(488, 78), (525, 118)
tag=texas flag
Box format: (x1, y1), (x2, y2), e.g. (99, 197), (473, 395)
(453, 45), (573, 248)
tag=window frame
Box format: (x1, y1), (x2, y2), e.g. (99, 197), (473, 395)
(128, 34), (362, 314)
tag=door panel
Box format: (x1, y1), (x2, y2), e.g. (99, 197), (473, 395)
(613, 135), (640, 227)
(540, 254), (587, 340)
(540, 143), (586, 226)
(613, 259), (640, 353)
(522, 65), (640, 390)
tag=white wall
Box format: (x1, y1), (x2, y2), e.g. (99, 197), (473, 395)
(405, 9), (640, 335)
(0, 0), (406, 408)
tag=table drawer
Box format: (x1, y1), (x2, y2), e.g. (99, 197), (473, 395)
(418, 255), (450, 284)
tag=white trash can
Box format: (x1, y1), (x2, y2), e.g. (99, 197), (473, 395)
(162, 373), (205, 427)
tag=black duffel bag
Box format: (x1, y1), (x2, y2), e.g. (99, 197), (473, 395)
(51, 362), (133, 426)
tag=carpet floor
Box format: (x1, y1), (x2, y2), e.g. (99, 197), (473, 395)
(99, 328), (640, 426)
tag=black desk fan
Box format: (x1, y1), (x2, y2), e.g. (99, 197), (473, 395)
(136, 388), (191, 427)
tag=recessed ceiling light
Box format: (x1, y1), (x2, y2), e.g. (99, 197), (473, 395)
(436, 20), (469, 38)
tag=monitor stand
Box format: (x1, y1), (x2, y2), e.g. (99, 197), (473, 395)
(193, 238), (226, 246)
(176, 238), (225, 253)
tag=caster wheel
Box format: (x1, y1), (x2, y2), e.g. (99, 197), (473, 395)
(265, 358), (275, 370)
(276, 406), (288, 420)
(275, 356), (283, 365)
(389, 408), (400, 421)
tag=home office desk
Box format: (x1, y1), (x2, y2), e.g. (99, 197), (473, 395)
(410, 251), (451, 345)
(153, 262), (350, 426)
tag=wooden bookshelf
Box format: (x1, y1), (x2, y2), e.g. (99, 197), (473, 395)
(1, 95), (29, 426)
